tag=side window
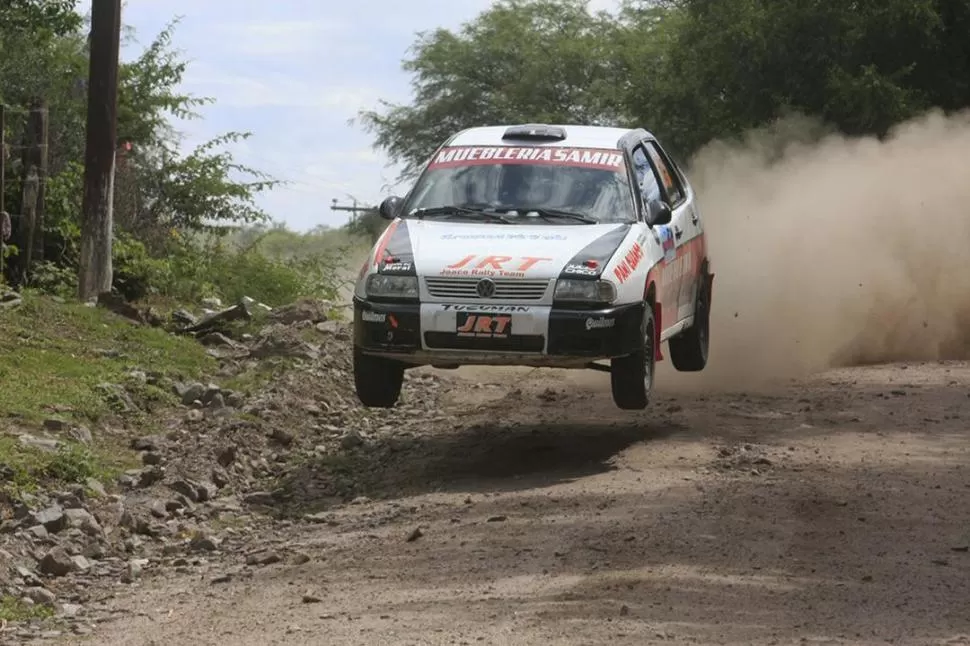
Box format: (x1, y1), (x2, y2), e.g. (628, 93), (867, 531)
(631, 145), (662, 208)
(645, 142), (685, 205)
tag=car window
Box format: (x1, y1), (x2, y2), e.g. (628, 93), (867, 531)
(631, 145), (663, 208)
(404, 146), (638, 224)
(645, 141), (685, 205)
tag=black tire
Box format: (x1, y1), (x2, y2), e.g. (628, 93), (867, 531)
(353, 346), (404, 408)
(669, 272), (710, 372)
(610, 302), (656, 410)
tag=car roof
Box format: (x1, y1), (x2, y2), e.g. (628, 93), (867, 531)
(446, 124), (655, 149)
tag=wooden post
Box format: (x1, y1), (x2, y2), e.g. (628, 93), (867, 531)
(78, 0), (122, 301)
(1, 103), (6, 281)
(21, 99), (48, 275)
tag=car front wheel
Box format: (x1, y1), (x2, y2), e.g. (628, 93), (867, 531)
(610, 303), (656, 410)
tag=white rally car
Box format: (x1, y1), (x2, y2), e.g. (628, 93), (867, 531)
(352, 124), (713, 410)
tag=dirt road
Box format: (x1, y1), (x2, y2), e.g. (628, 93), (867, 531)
(61, 359), (970, 646)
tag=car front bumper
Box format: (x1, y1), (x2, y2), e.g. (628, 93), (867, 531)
(353, 296), (644, 367)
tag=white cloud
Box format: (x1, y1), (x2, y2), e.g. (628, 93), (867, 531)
(212, 20), (347, 57)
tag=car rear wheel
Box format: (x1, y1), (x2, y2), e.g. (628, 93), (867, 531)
(669, 273), (710, 372)
(610, 303), (656, 410)
(353, 346), (404, 408)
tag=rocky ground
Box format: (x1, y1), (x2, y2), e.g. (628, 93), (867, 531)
(1, 298), (969, 645)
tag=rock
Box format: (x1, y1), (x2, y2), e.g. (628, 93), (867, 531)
(121, 559), (144, 583)
(172, 309), (197, 326)
(68, 425), (93, 445)
(216, 446), (237, 467)
(70, 555), (92, 572)
(60, 603), (82, 618)
(487, 515), (508, 523)
(179, 383), (206, 406)
(226, 392), (245, 408)
(190, 535), (221, 553)
(142, 451), (164, 466)
(131, 436), (161, 452)
(268, 299), (331, 325)
(246, 551), (282, 566)
(207, 392), (227, 410)
(64, 508), (102, 536)
(302, 592), (323, 604)
(27, 525), (49, 539)
(406, 527), (423, 542)
(291, 552), (311, 565)
(243, 491), (276, 506)
(25, 587), (57, 605)
(340, 430), (364, 450)
(169, 479), (201, 503)
(85, 478), (107, 498)
(185, 409), (204, 422)
(98, 382), (138, 412)
(270, 427), (294, 446)
(201, 296), (223, 309)
(18, 434), (60, 452)
(35, 506), (67, 533)
(199, 332), (241, 348)
(43, 418), (69, 432)
(211, 468), (230, 489)
(127, 369), (149, 384)
(184, 302), (252, 334)
(39, 548), (75, 577)
(136, 466), (165, 488)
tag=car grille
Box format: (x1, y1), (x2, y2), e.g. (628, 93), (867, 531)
(424, 277), (550, 301)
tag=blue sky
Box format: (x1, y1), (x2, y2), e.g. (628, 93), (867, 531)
(82, 0), (617, 231)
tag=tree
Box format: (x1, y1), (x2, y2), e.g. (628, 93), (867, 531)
(358, 0), (622, 181)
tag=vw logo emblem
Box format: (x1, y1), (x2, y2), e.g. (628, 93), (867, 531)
(476, 278), (497, 298)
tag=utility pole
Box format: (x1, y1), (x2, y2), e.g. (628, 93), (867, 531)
(330, 198), (378, 224)
(78, 0), (121, 301)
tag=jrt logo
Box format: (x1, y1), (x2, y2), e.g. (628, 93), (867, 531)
(456, 314), (512, 338)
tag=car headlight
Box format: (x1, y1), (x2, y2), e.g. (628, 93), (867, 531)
(365, 274), (419, 299)
(554, 279), (616, 303)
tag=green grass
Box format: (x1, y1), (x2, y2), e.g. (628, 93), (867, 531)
(0, 291), (214, 425)
(0, 435), (134, 496)
(0, 596), (55, 622)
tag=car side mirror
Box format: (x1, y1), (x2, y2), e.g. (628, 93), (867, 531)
(378, 196), (403, 220)
(646, 199), (672, 226)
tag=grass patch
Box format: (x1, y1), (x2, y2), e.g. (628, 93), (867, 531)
(0, 596), (55, 622)
(0, 291), (214, 425)
(0, 435), (129, 496)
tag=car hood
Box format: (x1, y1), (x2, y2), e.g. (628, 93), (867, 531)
(400, 219), (631, 279)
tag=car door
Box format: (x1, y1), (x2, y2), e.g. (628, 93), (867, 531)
(642, 139), (695, 322)
(629, 143), (679, 325)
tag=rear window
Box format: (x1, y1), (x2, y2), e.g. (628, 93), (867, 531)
(404, 145), (637, 224)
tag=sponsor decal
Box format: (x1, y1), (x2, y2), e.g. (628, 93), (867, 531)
(661, 250), (694, 288)
(564, 263), (599, 277)
(612, 242), (645, 284)
(586, 316), (615, 330)
(381, 261), (413, 273)
(361, 310), (386, 323)
(442, 304), (530, 313)
(441, 254), (552, 279)
(456, 313), (512, 338)
(658, 226), (676, 263)
(439, 233), (568, 241)
(428, 146), (625, 172)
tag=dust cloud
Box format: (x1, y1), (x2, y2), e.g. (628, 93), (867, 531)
(667, 107), (970, 391)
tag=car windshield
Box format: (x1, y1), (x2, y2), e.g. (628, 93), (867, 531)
(403, 145), (637, 224)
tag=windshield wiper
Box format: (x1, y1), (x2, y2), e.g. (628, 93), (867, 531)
(409, 205), (514, 224)
(514, 207), (598, 224)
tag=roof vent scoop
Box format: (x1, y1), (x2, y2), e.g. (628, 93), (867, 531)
(501, 124), (567, 141)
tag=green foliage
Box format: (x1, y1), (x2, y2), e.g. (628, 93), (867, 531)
(0, 595), (55, 622)
(361, 0), (970, 169)
(359, 0), (621, 181)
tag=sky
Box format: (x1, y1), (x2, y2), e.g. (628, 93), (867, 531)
(80, 0), (618, 231)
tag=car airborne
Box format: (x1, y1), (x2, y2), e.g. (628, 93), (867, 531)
(352, 124), (713, 410)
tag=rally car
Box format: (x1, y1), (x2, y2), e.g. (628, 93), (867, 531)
(352, 123), (713, 410)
